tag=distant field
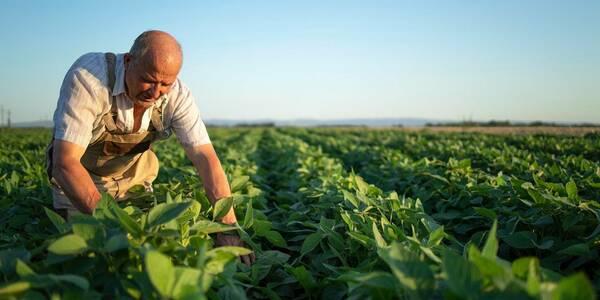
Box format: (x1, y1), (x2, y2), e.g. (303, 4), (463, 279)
(1, 127), (598, 299)
(399, 126), (600, 136)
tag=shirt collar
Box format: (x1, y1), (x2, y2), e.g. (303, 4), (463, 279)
(112, 53), (127, 96)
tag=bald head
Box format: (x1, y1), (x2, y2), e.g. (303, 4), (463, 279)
(123, 30), (183, 108)
(129, 30), (182, 72)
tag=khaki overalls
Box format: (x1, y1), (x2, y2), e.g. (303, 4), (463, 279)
(46, 53), (167, 218)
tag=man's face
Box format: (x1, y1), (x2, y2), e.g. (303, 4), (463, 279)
(123, 53), (180, 109)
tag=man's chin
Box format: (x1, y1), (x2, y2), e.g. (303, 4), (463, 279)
(135, 99), (156, 108)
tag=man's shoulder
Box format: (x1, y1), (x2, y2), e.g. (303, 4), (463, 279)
(58, 52), (113, 111)
(67, 52), (110, 86)
(71, 52), (106, 70)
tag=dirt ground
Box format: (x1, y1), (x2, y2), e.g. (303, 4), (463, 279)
(398, 126), (600, 136)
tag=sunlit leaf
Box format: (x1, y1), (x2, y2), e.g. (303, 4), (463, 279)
(145, 251), (175, 298)
(48, 234), (87, 255)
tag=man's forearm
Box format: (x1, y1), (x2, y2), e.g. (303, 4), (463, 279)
(198, 159), (231, 204)
(200, 164), (237, 224)
(53, 160), (101, 214)
(185, 144), (236, 224)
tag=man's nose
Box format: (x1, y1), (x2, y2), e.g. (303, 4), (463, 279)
(150, 84), (162, 99)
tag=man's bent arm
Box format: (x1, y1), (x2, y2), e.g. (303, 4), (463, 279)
(184, 143), (237, 225)
(52, 140), (101, 214)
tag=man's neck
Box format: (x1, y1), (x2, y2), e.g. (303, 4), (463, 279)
(132, 103), (147, 132)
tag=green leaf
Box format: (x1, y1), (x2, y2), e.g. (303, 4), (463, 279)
(501, 231), (536, 249)
(190, 220), (236, 234)
(0, 248), (30, 276)
(557, 243), (589, 256)
(147, 202), (192, 229)
(68, 213), (100, 225)
(48, 234), (87, 255)
(103, 234), (129, 253)
(467, 245), (510, 290)
(253, 220), (272, 236)
(258, 250), (290, 265)
(351, 174), (370, 194)
(0, 281), (30, 295)
(230, 176), (249, 193)
(264, 231), (287, 247)
(110, 202), (143, 238)
(176, 200), (201, 224)
(207, 246), (252, 257)
(145, 251), (175, 298)
(378, 242), (434, 300)
(372, 222), (387, 248)
(327, 231), (346, 253)
(532, 238), (554, 250)
(213, 197), (234, 221)
(172, 267), (201, 299)
(524, 185), (547, 204)
(442, 248), (482, 299)
(72, 223), (105, 249)
(482, 219), (498, 259)
(205, 251), (237, 275)
(341, 190), (360, 208)
(93, 193), (118, 220)
(525, 258), (541, 296)
(512, 257), (539, 279)
(15, 259), (35, 277)
(300, 232), (322, 255)
(552, 273), (596, 300)
(218, 284), (248, 300)
(43, 207), (68, 234)
(565, 180), (578, 200)
(53, 274), (89, 290)
(288, 266), (315, 292)
(352, 271), (397, 290)
(427, 226), (445, 247)
(473, 207), (497, 220)
(243, 198), (253, 229)
(121, 279), (142, 299)
(348, 232), (371, 246)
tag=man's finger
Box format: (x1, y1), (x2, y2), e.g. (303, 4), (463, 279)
(242, 255), (251, 266)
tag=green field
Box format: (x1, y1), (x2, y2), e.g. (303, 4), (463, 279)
(1, 127), (599, 299)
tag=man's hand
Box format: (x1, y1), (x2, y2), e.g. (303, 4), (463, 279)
(214, 232), (256, 266)
(215, 202), (255, 265)
(184, 144), (255, 264)
(220, 206), (238, 225)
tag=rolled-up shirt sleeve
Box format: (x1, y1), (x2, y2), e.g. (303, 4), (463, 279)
(170, 80), (211, 147)
(53, 54), (104, 148)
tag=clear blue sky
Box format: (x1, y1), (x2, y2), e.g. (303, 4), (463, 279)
(1, 0), (599, 123)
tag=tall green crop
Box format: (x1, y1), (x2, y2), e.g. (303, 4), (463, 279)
(0, 127), (598, 299)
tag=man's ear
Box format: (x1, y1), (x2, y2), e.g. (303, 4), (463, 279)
(124, 53), (132, 68)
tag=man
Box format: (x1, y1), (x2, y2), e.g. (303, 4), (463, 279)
(46, 30), (254, 264)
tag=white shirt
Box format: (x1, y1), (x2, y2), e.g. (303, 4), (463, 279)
(52, 52), (211, 148)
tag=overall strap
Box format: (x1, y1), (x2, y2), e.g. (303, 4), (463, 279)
(102, 53), (118, 133)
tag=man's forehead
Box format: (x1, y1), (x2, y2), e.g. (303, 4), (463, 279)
(138, 53), (181, 76)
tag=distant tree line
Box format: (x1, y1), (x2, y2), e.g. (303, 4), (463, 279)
(425, 120), (600, 127)
(206, 122), (276, 128)
(235, 122), (276, 127)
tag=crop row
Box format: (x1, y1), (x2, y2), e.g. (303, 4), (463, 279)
(284, 128), (600, 281)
